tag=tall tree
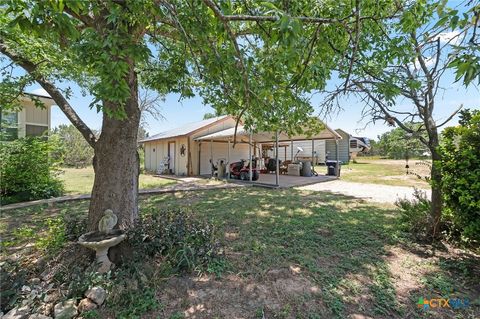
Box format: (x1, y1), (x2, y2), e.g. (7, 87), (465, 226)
(323, 0), (476, 238)
(0, 1), (396, 236)
(376, 125), (429, 159)
(52, 124), (95, 168)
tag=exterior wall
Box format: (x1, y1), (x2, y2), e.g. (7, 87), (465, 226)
(325, 130), (350, 163)
(190, 117), (247, 175)
(272, 140), (326, 164)
(20, 100), (51, 138)
(198, 141), (250, 175)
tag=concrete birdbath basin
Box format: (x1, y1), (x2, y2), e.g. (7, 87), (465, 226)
(78, 209), (126, 273)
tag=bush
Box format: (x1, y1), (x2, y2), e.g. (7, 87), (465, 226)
(0, 137), (64, 204)
(395, 189), (432, 238)
(128, 208), (221, 272)
(439, 109), (480, 245)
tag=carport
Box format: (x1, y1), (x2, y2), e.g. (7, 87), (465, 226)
(194, 125), (342, 187)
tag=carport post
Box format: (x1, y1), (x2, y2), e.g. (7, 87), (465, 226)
(335, 139), (340, 177)
(249, 131), (252, 181)
(290, 140), (293, 161)
(311, 139), (315, 166)
(275, 130), (279, 186)
(210, 139), (213, 177)
(227, 139), (230, 179)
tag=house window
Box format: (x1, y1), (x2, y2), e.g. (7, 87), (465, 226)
(26, 124), (48, 137)
(1, 111), (18, 141)
(350, 140), (358, 148)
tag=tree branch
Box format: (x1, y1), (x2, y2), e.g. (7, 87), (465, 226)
(0, 41), (96, 147)
(202, 0), (251, 146)
(436, 104), (463, 128)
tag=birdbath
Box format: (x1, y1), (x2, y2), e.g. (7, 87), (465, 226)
(78, 209), (126, 273)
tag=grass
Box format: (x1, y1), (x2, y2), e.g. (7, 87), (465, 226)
(1, 188), (478, 318)
(320, 158), (431, 188)
(58, 167), (176, 195)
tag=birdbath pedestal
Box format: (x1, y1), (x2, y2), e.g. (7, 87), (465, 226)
(78, 209), (126, 273)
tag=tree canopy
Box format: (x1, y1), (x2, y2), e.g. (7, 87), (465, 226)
(1, 0), (400, 138)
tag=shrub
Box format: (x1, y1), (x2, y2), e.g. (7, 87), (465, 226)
(0, 136), (64, 204)
(128, 208), (221, 272)
(439, 109), (480, 245)
(395, 189), (432, 238)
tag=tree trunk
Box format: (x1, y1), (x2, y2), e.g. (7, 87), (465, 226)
(425, 116), (442, 239)
(88, 65), (141, 231)
(429, 148), (442, 239)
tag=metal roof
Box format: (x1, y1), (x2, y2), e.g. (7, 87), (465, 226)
(25, 88), (53, 99)
(195, 123), (342, 142)
(139, 115), (230, 142)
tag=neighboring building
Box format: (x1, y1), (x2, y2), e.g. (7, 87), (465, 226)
(325, 129), (371, 163)
(140, 116), (340, 176)
(326, 129), (350, 163)
(1, 89), (54, 140)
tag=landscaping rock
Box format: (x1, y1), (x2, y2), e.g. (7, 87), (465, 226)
(53, 300), (77, 319)
(3, 306), (30, 319)
(28, 314), (52, 319)
(85, 287), (106, 306)
(77, 299), (97, 313)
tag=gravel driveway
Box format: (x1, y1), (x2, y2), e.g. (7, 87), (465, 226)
(297, 180), (431, 204)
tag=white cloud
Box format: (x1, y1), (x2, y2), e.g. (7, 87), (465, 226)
(436, 30), (462, 45)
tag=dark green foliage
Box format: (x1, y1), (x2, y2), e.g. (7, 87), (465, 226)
(395, 189), (432, 238)
(0, 137), (64, 204)
(108, 263), (161, 319)
(376, 125), (429, 159)
(127, 208), (221, 272)
(51, 124), (94, 168)
(440, 109), (480, 245)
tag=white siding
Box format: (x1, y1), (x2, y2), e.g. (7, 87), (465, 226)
(199, 142), (250, 175)
(262, 140), (326, 164)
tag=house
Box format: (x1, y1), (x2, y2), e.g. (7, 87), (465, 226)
(1, 89), (54, 140)
(140, 116), (341, 176)
(325, 129), (371, 163)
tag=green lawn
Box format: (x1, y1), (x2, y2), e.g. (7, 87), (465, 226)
(1, 188), (477, 318)
(319, 158), (431, 188)
(58, 167), (176, 195)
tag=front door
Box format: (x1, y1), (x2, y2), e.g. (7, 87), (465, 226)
(168, 141), (176, 174)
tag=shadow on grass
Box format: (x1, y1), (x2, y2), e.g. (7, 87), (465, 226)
(142, 188), (406, 318)
(2, 188), (478, 318)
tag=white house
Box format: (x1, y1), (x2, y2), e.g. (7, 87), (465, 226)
(140, 116), (341, 176)
(1, 89), (54, 140)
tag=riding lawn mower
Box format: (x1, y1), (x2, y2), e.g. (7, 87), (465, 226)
(229, 157), (260, 181)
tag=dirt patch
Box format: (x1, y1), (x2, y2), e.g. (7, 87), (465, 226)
(154, 267), (327, 318)
(384, 246), (428, 304)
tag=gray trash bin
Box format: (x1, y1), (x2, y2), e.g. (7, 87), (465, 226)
(300, 160), (312, 177)
(326, 160), (341, 176)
